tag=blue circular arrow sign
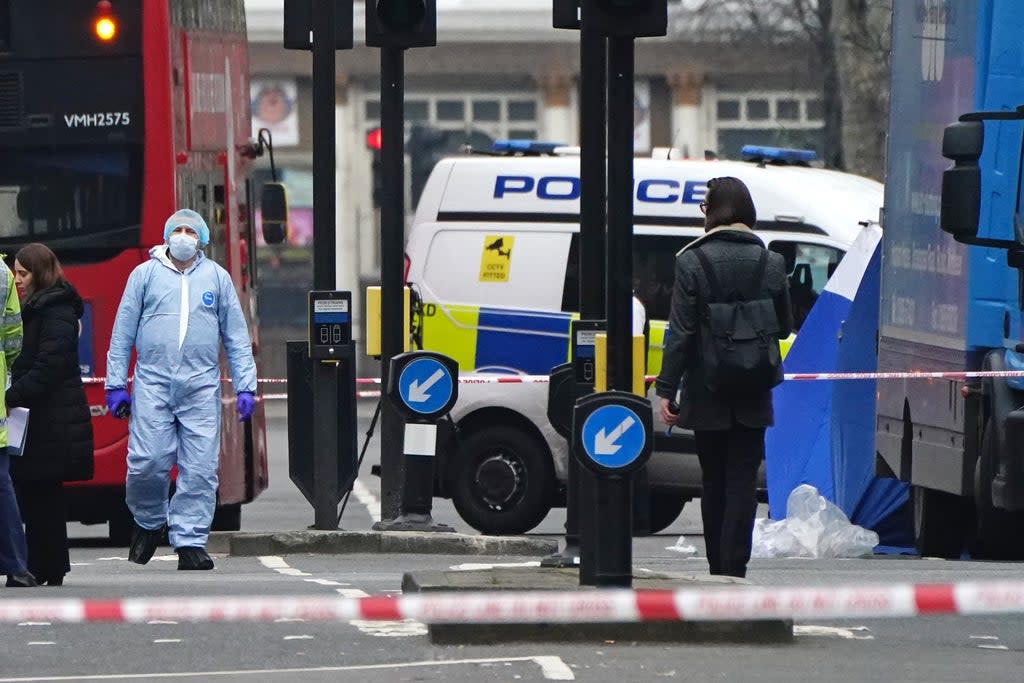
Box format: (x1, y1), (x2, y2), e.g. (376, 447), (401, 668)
(580, 404), (647, 470)
(398, 357), (455, 416)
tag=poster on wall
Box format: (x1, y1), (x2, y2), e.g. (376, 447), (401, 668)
(251, 79), (299, 146)
(634, 80), (651, 154)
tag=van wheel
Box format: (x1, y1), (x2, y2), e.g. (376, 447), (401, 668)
(646, 493), (687, 535)
(451, 425), (555, 535)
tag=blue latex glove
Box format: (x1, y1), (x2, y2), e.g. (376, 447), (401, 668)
(106, 388), (131, 419)
(236, 391), (256, 421)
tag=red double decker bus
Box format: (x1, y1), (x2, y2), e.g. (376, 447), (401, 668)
(0, 0), (269, 542)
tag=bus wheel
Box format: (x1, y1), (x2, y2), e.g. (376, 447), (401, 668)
(451, 425), (555, 535)
(645, 492), (687, 535)
(211, 503), (242, 532)
(912, 485), (966, 559)
(972, 418), (1024, 560)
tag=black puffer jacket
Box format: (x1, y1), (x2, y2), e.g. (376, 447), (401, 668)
(655, 226), (793, 430)
(7, 280), (94, 482)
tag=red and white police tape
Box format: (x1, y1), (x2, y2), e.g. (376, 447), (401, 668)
(80, 369), (1024, 389)
(3, 581), (1024, 624)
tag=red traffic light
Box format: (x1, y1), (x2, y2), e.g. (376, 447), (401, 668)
(366, 127), (383, 151)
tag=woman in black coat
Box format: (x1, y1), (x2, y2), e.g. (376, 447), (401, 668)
(7, 243), (94, 586)
(655, 177), (793, 579)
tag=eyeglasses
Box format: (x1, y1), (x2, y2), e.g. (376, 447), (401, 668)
(699, 201), (708, 214)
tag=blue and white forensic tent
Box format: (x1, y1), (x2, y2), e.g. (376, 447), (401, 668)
(765, 225), (912, 547)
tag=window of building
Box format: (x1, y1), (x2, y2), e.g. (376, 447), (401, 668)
(713, 92), (826, 159)
(362, 92), (542, 144)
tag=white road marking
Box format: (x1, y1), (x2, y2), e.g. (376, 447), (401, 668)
(18, 622), (51, 627)
(26, 642), (55, 646)
(303, 578), (349, 586)
(0, 656), (576, 681)
(259, 560), (424, 638)
(348, 619), (428, 637)
(69, 562), (91, 566)
(147, 621), (178, 625)
(794, 625), (874, 640)
(353, 479), (381, 522)
(282, 635), (314, 641)
(532, 656), (575, 681)
(970, 635), (1000, 640)
(276, 568), (311, 576)
(152, 639), (182, 644)
(258, 556), (288, 569)
(450, 561), (541, 571)
(978, 645), (1010, 651)
(96, 555), (177, 563)
(273, 618), (305, 623)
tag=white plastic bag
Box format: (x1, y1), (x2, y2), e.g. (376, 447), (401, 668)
(751, 484), (879, 559)
(665, 535), (698, 556)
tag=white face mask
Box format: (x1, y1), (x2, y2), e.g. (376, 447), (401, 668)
(168, 233), (199, 261)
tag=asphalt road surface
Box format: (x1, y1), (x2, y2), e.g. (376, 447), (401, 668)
(6, 400), (1018, 682)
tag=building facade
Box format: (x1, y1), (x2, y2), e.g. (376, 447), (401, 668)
(244, 0), (824, 373)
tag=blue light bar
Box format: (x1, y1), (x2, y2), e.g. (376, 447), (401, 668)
(491, 140), (565, 155)
(741, 144), (818, 164)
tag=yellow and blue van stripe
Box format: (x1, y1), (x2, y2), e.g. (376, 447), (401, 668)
(419, 302), (796, 376)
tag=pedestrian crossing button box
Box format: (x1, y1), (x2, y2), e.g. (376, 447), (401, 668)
(308, 290), (353, 360)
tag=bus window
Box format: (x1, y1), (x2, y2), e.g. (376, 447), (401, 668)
(769, 240), (843, 330)
(0, 147), (142, 245)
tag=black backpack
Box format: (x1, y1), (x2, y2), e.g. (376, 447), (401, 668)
(693, 247), (783, 396)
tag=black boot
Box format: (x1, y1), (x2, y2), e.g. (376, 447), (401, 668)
(128, 522), (165, 565)
(176, 546), (214, 570)
(6, 572), (38, 587)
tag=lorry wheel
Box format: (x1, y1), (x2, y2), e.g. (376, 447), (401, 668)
(211, 503), (242, 532)
(646, 492), (687, 535)
(451, 425), (555, 535)
(912, 485), (965, 559)
(972, 418), (1024, 560)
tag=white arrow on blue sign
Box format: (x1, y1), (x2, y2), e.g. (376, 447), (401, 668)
(581, 404), (647, 469)
(398, 357), (454, 415)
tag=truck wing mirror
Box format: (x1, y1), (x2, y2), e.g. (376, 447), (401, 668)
(940, 121), (983, 241)
(260, 182), (288, 245)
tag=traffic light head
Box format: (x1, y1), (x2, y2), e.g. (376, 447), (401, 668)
(586, 0), (667, 37)
(365, 0), (437, 49)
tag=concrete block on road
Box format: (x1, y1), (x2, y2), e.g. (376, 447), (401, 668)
(208, 530), (558, 557)
(403, 566), (794, 644)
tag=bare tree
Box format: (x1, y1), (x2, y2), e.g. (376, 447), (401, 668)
(673, 0), (891, 178)
(833, 0), (891, 180)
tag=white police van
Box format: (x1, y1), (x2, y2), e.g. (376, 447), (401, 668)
(405, 142), (883, 535)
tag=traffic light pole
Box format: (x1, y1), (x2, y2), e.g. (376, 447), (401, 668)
(311, 0), (340, 530)
(376, 45), (406, 524)
(606, 35), (634, 394)
(574, 26), (607, 583)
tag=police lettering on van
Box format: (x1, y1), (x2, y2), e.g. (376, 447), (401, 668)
(492, 174), (707, 206)
(403, 142), (883, 537)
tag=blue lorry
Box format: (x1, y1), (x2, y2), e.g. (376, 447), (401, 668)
(878, 0), (1024, 559)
